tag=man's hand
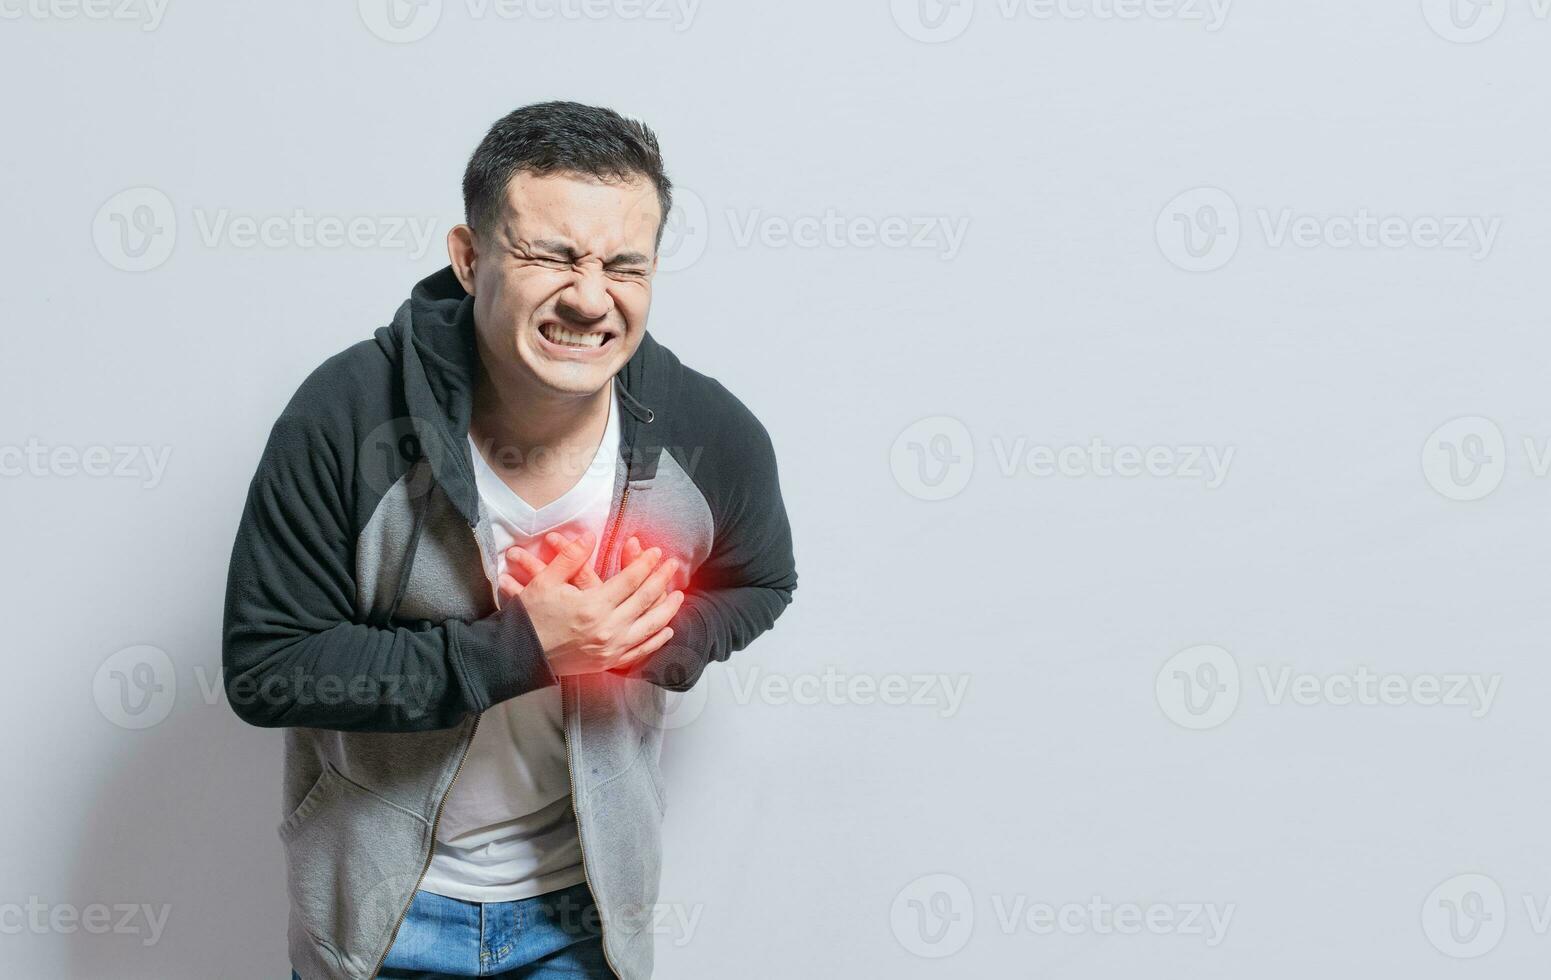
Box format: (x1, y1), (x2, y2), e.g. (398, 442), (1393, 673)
(497, 530), (684, 676)
(502, 532), (659, 591)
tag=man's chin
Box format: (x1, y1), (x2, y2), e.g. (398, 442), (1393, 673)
(521, 360), (618, 398)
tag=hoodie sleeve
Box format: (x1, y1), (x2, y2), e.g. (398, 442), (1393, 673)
(222, 407), (557, 732)
(618, 390), (797, 692)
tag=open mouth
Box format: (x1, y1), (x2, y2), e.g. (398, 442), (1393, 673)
(538, 322), (615, 352)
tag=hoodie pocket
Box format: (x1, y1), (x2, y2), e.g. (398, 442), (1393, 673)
(279, 762), (432, 977)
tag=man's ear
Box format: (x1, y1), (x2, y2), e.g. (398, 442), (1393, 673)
(447, 225), (477, 295)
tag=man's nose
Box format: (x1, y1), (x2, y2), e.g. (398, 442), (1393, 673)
(555, 269), (613, 323)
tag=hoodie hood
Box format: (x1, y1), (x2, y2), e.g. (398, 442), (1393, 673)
(377, 265), (660, 528)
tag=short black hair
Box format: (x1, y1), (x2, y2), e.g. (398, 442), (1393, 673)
(462, 101), (673, 249)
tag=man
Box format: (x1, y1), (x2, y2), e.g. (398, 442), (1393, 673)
(222, 101), (797, 980)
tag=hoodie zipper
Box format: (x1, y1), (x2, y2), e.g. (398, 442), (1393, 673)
(368, 484), (632, 980)
(559, 479), (630, 980)
(564, 386), (640, 977)
(369, 376), (645, 979)
(366, 517), (499, 980)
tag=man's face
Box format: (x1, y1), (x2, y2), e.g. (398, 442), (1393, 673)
(455, 171), (661, 398)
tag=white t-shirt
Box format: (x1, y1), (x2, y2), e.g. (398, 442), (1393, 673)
(419, 383), (620, 903)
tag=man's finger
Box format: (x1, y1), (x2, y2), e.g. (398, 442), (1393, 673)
(618, 588), (684, 650)
(542, 532), (603, 589)
(498, 572), (523, 600)
(504, 546), (543, 587)
(610, 625), (674, 672)
(615, 557), (678, 622)
(621, 535), (643, 567)
(535, 529), (594, 586)
(598, 546), (663, 604)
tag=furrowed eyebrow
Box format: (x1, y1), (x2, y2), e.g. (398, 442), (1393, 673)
(528, 238), (580, 259)
(527, 239), (650, 267)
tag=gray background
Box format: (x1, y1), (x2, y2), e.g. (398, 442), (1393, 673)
(2, 0), (1548, 975)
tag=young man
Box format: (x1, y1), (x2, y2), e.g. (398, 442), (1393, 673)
(222, 101), (797, 980)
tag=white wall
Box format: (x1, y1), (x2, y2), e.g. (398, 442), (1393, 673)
(2, 1), (1548, 975)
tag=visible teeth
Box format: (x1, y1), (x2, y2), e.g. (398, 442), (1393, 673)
(542, 325), (604, 348)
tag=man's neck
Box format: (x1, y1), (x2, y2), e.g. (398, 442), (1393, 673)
(471, 368), (611, 462)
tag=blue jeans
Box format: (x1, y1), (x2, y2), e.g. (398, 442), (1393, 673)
(292, 882), (610, 979)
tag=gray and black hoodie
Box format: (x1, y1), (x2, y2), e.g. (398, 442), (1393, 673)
(222, 266), (797, 980)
